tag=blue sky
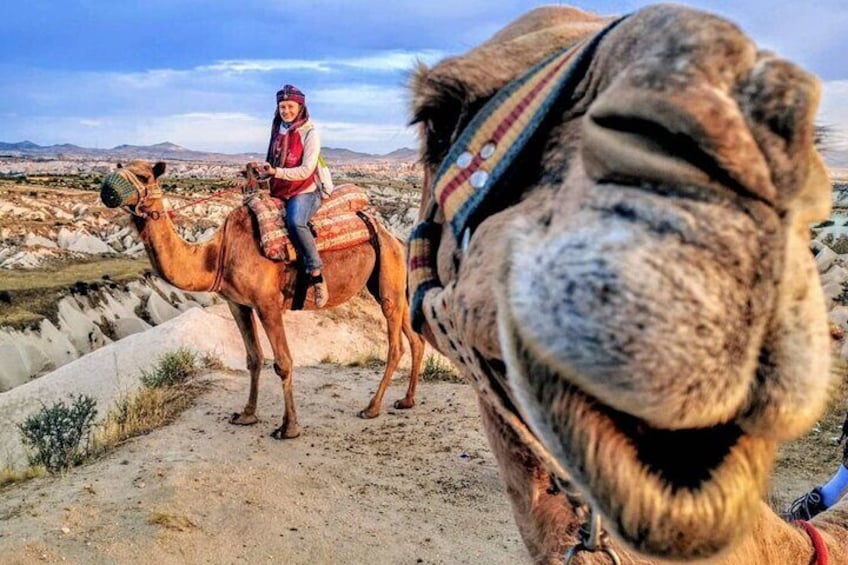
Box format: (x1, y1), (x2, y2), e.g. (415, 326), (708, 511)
(1, 1), (846, 154)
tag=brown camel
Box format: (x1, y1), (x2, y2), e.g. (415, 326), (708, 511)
(101, 160), (424, 439)
(409, 4), (846, 564)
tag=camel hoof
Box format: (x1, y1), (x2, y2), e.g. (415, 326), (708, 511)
(271, 425), (301, 440)
(358, 408), (381, 420)
(393, 398), (415, 410)
(230, 412), (259, 426)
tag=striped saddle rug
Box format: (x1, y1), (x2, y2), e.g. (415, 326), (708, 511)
(245, 184), (371, 262)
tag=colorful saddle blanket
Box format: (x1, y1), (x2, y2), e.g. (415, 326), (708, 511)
(245, 184), (371, 262)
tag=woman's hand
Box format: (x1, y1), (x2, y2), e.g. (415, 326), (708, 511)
(259, 162), (277, 179)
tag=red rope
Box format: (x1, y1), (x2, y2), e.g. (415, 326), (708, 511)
(166, 184), (245, 218)
(793, 520), (829, 565)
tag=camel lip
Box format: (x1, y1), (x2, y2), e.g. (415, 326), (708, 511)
(498, 301), (772, 559)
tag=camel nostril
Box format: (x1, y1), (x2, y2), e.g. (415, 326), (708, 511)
(588, 113), (736, 191)
(582, 71), (776, 207)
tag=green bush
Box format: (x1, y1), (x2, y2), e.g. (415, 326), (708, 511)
(421, 354), (462, 383)
(18, 395), (98, 473)
(140, 348), (200, 388)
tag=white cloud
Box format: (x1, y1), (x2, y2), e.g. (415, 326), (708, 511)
(130, 112), (270, 153)
(311, 85), (409, 111)
(342, 50), (445, 71)
(316, 120), (416, 150)
(198, 60), (332, 73)
(0, 46), (444, 153)
(194, 50), (445, 75)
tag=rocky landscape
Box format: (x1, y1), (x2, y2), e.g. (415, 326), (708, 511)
(0, 157), (421, 391)
(3, 158), (848, 389)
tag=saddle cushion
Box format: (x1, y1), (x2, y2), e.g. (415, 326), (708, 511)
(246, 184), (371, 262)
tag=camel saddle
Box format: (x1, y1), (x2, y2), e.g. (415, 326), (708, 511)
(245, 184), (371, 263)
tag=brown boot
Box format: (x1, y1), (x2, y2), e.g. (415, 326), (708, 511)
(312, 273), (329, 308)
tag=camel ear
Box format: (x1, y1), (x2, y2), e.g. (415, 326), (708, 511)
(153, 161), (166, 179)
(116, 162), (123, 169)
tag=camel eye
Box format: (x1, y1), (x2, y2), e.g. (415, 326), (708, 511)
(135, 173), (149, 183)
(427, 119), (450, 151)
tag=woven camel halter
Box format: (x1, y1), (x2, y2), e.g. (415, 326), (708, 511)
(408, 16), (625, 333)
(406, 16), (627, 564)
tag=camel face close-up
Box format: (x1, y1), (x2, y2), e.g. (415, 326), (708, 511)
(410, 4), (833, 561)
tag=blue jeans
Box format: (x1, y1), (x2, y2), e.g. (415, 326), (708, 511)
(284, 191), (323, 272)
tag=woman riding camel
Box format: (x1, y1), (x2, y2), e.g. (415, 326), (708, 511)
(261, 84), (328, 307)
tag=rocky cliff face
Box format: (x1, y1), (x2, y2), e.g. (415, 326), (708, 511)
(0, 165), (422, 388)
(0, 277), (217, 391)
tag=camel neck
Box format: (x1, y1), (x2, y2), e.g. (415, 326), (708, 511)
(133, 208), (223, 293)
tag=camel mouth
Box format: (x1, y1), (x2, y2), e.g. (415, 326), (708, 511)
(498, 301), (773, 560)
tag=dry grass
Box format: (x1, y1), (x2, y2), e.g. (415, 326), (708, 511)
(4, 349), (208, 491)
(346, 350), (385, 369)
(320, 354), (341, 365)
(0, 257), (148, 292)
(95, 383), (206, 451)
(199, 350), (227, 371)
(147, 511), (198, 531)
(0, 466), (46, 488)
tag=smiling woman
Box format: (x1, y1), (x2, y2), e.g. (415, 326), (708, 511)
(259, 84), (329, 307)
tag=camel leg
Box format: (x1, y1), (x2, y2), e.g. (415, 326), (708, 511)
(477, 397), (585, 564)
(358, 294), (404, 419)
(255, 305), (300, 439)
(227, 301), (262, 426)
(393, 301), (424, 410)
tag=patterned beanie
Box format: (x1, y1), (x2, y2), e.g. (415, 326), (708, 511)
(276, 84), (306, 105)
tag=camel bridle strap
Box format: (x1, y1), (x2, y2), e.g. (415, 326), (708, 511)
(111, 168), (245, 221)
(794, 520), (829, 565)
(408, 15), (626, 333)
(553, 476), (622, 565)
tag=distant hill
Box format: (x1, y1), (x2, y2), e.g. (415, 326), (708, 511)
(0, 141), (418, 164)
(381, 147), (418, 160)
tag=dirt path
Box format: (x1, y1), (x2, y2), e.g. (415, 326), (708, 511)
(0, 365), (527, 565)
(0, 361), (843, 565)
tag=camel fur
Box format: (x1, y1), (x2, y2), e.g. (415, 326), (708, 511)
(410, 4), (844, 563)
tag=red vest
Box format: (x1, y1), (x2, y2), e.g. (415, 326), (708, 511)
(269, 126), (317, 199)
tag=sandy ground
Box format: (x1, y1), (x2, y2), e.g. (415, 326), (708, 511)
(0, 296), (394, 470)
(0, 365), (527, 565)
(0, 300), (843, 565)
